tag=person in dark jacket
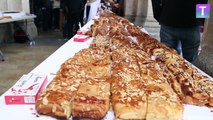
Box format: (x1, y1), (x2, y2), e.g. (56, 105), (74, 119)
(63, 0), (87, 39)
(151, 0), (207, 63)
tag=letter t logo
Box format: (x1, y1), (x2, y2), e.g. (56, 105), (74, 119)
(196, 4), (210, 18)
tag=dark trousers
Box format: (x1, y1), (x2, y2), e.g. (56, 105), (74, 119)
(160, 25), (200, 63)
(53, 8), (60, 29)
(42, 8), (52, 31)
(67, 13), (81, 39)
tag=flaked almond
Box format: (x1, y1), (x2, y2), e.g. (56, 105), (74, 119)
(80, 97), (86, 100)
(131, 92), (137, 97)
(42, 96), (49, 105)
(127, 97), (131, 102)
(138, 102), (143, 106)
(106, 92), (111, 96)
(101, 85), (106, 90)
(61, 82), (68, 87)
(120, 91), (127, 98)
(160, 96), (167, 100)
(120, 98), (125, 103)
(70, 86), (77, 91)
(86, 107), (91, 111)
(139, 91), (145, 96)
(52, 105), (57, 113)
(88, 80), (92, 85)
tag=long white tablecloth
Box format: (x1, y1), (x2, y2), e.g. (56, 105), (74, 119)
(0, 19), (213, 120)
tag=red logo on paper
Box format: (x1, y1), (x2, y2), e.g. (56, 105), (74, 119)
(11, 83), (38, 94)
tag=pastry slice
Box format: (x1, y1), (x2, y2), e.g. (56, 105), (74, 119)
(146, 83), (183, 120)
(71, 80), (110, 120)
(111, 78), (147, 119)
(36, 77), (81, 119)
(137, 57), (183, 120)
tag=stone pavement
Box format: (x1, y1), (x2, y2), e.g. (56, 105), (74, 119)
(0, 30), (66, 95)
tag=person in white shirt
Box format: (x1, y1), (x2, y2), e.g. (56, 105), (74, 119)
(86, 0), (101, 22)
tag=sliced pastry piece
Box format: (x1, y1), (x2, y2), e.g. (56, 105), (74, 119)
(71, 80), (110, 120)
(36, 77), (81, 119)
(111, 78), (147, 120)
(146, 83), (183, 120)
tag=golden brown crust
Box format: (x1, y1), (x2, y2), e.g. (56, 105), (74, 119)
(146, 83), (184, 120)
(36, 47), (111, 119)
(36, 90), (73, 118)
(72, 81), (110, 119)
(36, 10), (213, 120)
(146, 98), (183, 120)
(35, 77), (81, 119)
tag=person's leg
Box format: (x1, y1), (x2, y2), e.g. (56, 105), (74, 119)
(55, 8), (60, 29)
(48, 8), (53, 29)
(63, 19), (68, 38)
(118, 0), (124, 17)
(160, 25), (179, 52)
(80, 7), (85, 26)
(176, 40), (182, 55)
(42, 8), (48, 31)
(86, 5), (91, 22)
(180, 26), (200, 63)
(67, 17), (75, 39)
(73, 13), (81, 35)
(67, 13), (81, 39)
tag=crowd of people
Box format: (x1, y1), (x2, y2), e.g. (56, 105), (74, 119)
(33, 0), (103, 39)
(32, 0), (124, 39)
(31, 0), (207, 63)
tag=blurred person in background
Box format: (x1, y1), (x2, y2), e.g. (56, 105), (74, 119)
(53, 0), (60, 31)
(151, 0), (207, 63)
(86, 0), (101, 22)
(63, 0), (87, 39)
(59, 0), (68, 39)
(42, 0), (53, 31)
(105, 0), (124, 16)
(117, 0), (124, 17)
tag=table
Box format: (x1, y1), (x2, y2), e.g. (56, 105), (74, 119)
(0, 14), (36, 61)
(0, 20), (213, 120)
(0, 20), (94, 120)
(0, 15), (36, 24)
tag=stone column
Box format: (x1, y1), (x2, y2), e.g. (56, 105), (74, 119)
(124, 0), (148, 27)
(22, 0), (30, 13)
(195, 0), (213, 77)
(7, 0), (22, 11)
(135, 0), (148, 27)
(124, 0), (138, 23)
(0, 0), (8, 11)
